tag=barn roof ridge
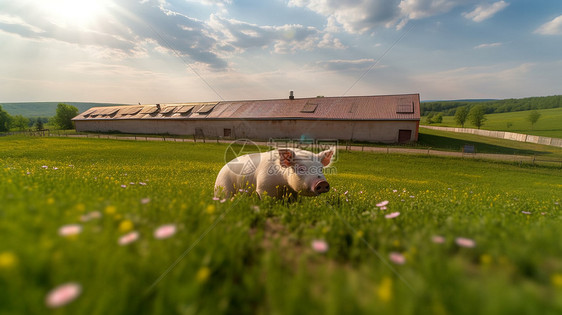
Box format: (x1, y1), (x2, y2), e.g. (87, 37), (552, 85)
(73, 93), (420, 121)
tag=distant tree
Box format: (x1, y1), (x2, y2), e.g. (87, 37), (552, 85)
(527, 110), (541, 130)
(425, 112), (435, 124)
(433, 113), (443, 123)
(12, 115), (29, 131)
(35, 119), (44, 131)
(468, 105), (487, 129)
(53, 103), (79, 130)
(454, 107), (469, 128)
(0, 105), (12, 132)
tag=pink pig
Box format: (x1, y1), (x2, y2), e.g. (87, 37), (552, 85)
(214, 147), (334, 199)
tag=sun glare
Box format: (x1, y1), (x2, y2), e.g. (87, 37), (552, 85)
(42, 0), (110, 28)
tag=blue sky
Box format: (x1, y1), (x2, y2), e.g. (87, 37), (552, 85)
(0, 0), (561, 103)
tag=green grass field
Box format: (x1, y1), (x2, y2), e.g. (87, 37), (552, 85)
(424, 107), (562, 138)
(418, 128), (562, 159)
(1, 137), (562, 314)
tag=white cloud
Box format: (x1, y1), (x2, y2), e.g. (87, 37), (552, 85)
(0, 0), (346, 71)
(463, 1), (509, 23)
(474, 42), (503, 49)
(208, 15), (344, 54)
(289, 0), (477, 32)
(399, 0), (463, 20)
(535, 15), (562, 35)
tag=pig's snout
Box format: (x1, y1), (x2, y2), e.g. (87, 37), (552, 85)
(314, 180), (330, 195)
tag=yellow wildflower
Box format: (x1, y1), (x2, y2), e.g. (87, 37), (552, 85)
(376, 277), (393, 302)
(118, 220), (134, 233)
(551, 274), (562, 288)
(105, 205), (117, 215)
(47, 198), (55, 205)
(480, 254), (492, 266)
(205, 204), (216, 215)
(196, 267), (211, 283)
(0, 252), (17, 269)
(75, 203), (86, 212)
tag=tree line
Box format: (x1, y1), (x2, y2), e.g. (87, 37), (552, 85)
(0, 103), (78, 132)
(420, 95), (562, 116)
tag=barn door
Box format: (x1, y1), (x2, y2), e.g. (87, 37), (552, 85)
(398, 130), (412, 143)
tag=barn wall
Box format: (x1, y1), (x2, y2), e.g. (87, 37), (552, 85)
(74, 119), (419, 143)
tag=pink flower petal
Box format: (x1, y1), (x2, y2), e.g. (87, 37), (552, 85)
(521, 211), (531, 215)
(58, 224), (82, 236)
(455, 237), (476, 248)
(385, 212), (400, 219)
(45, 283), (81, 308)
(376, 200), (389, 207)
(432, 235), (445, 244)
(121, 185), (127, 188)
(389, 252), (406, 265)
(141, 198), (151, 204)
(118, 231), (140, 246)
(311, 240), (329, 253)
(154, 224), (177, 239)
(212, 197), (220, 201)
(379, 206), (387, 211)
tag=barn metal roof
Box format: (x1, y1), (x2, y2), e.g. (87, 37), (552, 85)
(72, 94), (420, 121)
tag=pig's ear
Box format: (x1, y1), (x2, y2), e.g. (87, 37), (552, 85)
(278, 149), (295, 167)
(318, 148), (334, 167)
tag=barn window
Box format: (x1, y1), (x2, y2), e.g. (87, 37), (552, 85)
(177, 105), (195, 115)
(102, 108), (119, 117)
(197, 104), (216, 114)
(120, 106), (142, 115)
(396, 97), (414, 113)
(161, 106), (176, 115)
(140, 106), (159, 114)
(301, 103), (317, 113)
(223, 128), (232, 137)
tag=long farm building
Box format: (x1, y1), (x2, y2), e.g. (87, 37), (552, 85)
(72, 93), (421, 143)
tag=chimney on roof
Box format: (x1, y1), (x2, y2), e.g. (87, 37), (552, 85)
(289, 91), (294, 100)
(156, 104), (161, 111)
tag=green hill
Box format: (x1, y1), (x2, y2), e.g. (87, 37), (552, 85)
(0, 102), (128, 118)
(425, 107), (562, 138)
(421, 95), (562, 116)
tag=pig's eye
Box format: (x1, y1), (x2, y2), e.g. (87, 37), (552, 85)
(296, 165), (307, 174)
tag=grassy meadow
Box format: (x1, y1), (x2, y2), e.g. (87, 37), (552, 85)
(417, 128), (562, 159)
(424, 107), (562, 138)
(1, 136), (562, 314)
